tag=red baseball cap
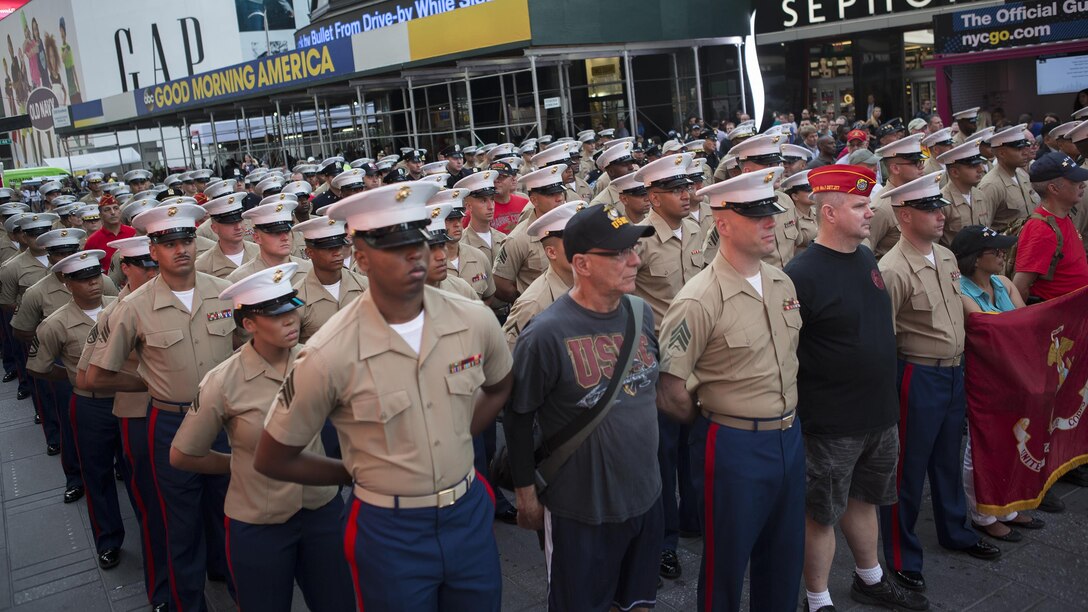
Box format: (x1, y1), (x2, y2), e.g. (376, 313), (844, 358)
(807, 165), (877, 196)
(846, 129), (869, 143)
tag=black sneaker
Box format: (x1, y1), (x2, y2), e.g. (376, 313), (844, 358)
(851, 572), (930, 611)
(802, 599), (837, 611)
(660, 549), (681, 579)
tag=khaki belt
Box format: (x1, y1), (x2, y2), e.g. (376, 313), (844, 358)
(704, 410), (796, 432)
(354, 472), (475, 510)
(150, 398), (191, 413)
(900, 354), (962, 368)
(74, 389), (113, 400)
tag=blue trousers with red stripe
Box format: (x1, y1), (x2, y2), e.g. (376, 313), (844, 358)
(71, 395), (126, 552)
(0, 308), (19, 380)
(52, 378), (82, 489)
(121, 415), (170, 607)
(20, 340), (58, 445)
(879, 361), (977, 573)
(659, 414), (699, 550)
(148, 406), (232, 612)
(225, 497), (355, 612)
(341, 476), (501, 612)
(690, 415), (805, 612)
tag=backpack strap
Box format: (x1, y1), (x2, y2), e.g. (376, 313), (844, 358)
(1029, 212), (1064, 281)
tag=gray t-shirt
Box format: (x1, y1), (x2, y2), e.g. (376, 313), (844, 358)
(510, 294), (661, 525)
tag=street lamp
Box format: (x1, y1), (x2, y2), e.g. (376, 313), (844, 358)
(248, 11), (271, 57)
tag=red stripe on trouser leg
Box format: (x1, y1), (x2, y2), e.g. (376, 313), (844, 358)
(703, 422), (719, 612)
(147, 408), (184, 612)
(342, 497), (365, 612)
(69, 397), (101, 539)
(891, 363), (914, 571)
(476, 470), (496, 506)
(121, 418), (156, 604)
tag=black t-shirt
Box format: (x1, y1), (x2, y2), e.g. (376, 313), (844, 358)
(784, 243), (898, 436)
(509, 294), (661, 524)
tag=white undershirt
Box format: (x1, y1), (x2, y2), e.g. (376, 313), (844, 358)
(323, 280), (341, 301)
(224, 250), (245, 266)
(962, 191), (972, 204)
(389, 311), (425, 354)
(82, 306), (103, 321)
(477, 231), (492, 247)
(34, 254), (48, 267)
(690, 209), (700, 222)
(172, 289), (195, 312)
(450, 257), (460, 270)
(672, 228), (683, 241)
(923, 252), (936, 266)
(745, 271), (763, 297)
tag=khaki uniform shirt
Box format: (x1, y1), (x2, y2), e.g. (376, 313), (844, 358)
(263, 286), (513, 498)
(0, 251), (50, 307)
(978, 164), (1039, 232)
(793, 202), (819, 256)
(12, 272), (119, 333)
(493, 215), (547, 293)
(689, 200), (716, 265)
(436, 276), (479, 300)
(578, 156), (595, 181)
(290, 229), (309, 260)
(227, 254), (312, 283)
(878, 239), (964, 360)
(659, 252), (800, 419)
(592, 172), (612, 198)
(196, 220), (217, 242)
(79, 192), (101, 205)
(293, 268), (369, 344)
(634, 211), (704, 332)
(89, 272), (234, 404)
(79, 286), (148, 418)
(195, 241), (259, 279)
(195, 234), (217, 257)
(0, 240), (20, 265)
(589, 184), (623, 213)
(462, 226), (506, 265)
(922, 157), (947, 187)
(940, 183), (992, 248)
(29, 297), (117, 392)
(865, 198), (902, 259)
(1073, 159), (1088, 253)
(502, 266), (570, 351)
(449, 243), (495, 300)
(564, 176), (593, 203)
(174, 343), (336, 524)
(764, 192), (803, 268)
(106, 253), (126, 289)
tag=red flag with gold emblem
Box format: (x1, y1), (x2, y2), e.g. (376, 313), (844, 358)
(966, 287), (1088, 514)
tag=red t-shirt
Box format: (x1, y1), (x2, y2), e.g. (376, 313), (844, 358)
(486, 194), (529, 234)
(84, 224), (137, 272)
(1016, 206), (1088, 301)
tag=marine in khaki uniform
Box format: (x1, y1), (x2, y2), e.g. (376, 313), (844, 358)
(228, 200), (313, 283)
(85, 203), (236, 612)
(443, 174), (497, 303)
(493, 165), (569, 303)
(977, 124), (1040, 232)
(921, 128), (955, 187)
(80, 172), (106, 205)
(781, 171), (819, 257)
(868, 134), (928, 258)
(576, 130), (597, 180)
(0, 205), (28, 392)
(632, 153), (704, 330)
(0, 213), (59, 311)
(75, 236), (170, 610)
(501, 202), (580, 350)
(254, 181), (514, 612)
(28, 250), (123, 569)
(685, 160), (717, 264)
(589, 140), (638, 210)
(656, 167), (805, 612)
(715, 134), (805, 268)
(12, 229), (119, 343)
(195, 193), (260, 279)
(424, 204), (481, 302)
(291, 217), (369, 344)
(950, 107), (980, 146)
(159, 196), (219, 258)
(876, 172), (1000, 590)
(171, 262), (355, 611)
(937, 140), (993, 248)
(613, 171), (652, 225)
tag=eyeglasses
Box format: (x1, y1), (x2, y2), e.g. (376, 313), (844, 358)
(584, 246), (636, 258)
(893, 160), (925, 168)
(980, 248), (1007, 257)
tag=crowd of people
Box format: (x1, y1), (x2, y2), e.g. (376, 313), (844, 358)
(0, 101), (1085, 612)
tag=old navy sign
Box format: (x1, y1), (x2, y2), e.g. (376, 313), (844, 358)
(756, 0), (980, 33)
(133, 38), (355, 116)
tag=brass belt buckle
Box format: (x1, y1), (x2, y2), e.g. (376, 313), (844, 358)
(781, 413), (796, 430)
(436, 486), (458, 508)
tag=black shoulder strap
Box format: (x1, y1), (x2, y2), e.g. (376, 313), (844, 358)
(533, 295), (643, 487)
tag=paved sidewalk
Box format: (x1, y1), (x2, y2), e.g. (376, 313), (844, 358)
(0, 376), (1084, 611)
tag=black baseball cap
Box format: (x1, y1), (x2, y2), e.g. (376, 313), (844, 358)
(950, 225), (1017, 259)
(562, 203), (654, 262)
(879, 118), (905, 137)
(1029, 152), (1088, 183)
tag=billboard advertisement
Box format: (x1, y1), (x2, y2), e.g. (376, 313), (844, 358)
(933, 0), (1088, 55)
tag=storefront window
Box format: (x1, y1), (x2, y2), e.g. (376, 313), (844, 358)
(808, 41), (853, 79)
(904, 30), (934, 72)
(585, 58), (624, 98)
